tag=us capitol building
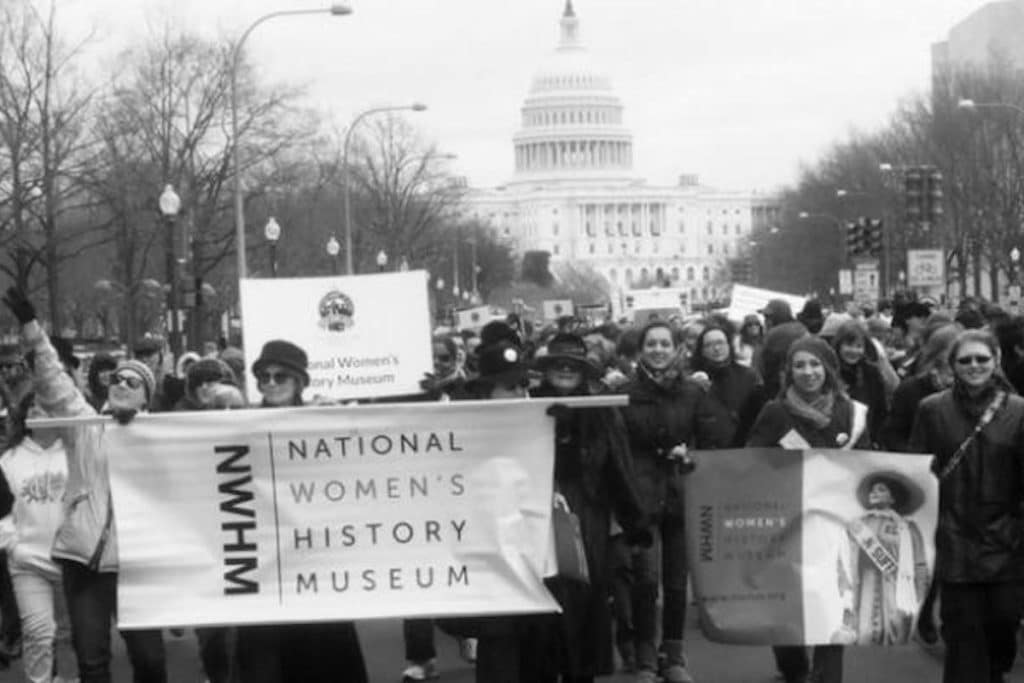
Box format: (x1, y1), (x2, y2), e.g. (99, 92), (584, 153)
(465, 1), (779, 306)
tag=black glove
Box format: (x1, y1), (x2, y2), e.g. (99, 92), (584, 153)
(546, 402), (572, 420)
(112, 409), (137, 425)
(2, 287), (36, 325)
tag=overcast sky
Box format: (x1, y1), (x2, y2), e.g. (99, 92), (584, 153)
(55, 0), (990, 193)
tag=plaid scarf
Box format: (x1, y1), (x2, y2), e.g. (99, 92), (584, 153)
(783, 386), (835, 429)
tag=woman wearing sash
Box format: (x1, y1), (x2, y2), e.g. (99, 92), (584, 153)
(746, 335), (869, 683)
(909, 329), (1024, 683)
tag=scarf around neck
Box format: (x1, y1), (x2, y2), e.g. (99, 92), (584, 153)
(952, 377), (1004, 419)
(784, 386), (835, 429)
(637, 359), (682, 392)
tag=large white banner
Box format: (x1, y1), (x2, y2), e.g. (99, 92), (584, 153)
(106, 401), (560, 628)
(239, 272), (432, 402)
(727, 284), (806, 322)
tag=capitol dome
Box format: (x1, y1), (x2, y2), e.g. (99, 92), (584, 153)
(511, 1), (636, 185)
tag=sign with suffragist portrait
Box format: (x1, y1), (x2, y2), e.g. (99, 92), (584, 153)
(239, 272), (432, 402)
(105, 401), (561, 628)
(684, 449), (937, 647)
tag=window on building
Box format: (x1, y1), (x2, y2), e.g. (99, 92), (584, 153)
(671, 267), (680, 281)
(707, 244), (713, 254)
(691, 287), (698, 302)
(723, 244), (730, 255)
(632, 222), (641, 236)
(585, 221), (594, 237)
(626, 268), (634, 285)
(605, 221), (614, 236)
(553, 223), (559, 236)
(703, 267), (710, 281)
(589, 243), (595, 254)
(678, 222), (685, 234)
(651, 221), (660, 236)
(640, 267), (649, 282)
(607, 243), (613, 254)
(702, 287), (709, 299)
(618, 221), (626, 236)
(504, 227), (511, 236)
(610, 268), (617, 282)
(553, 244), (560, 255)
(687, 267), (695, 281)
(735, 224), (741, 235)
(653, 241), (659, 254)
(706, 222), (712, 234)
(621, 242), (628, 254)
(721, 225), (728, 235)
(634, 242), (641, 254)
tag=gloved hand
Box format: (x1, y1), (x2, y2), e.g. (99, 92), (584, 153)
(2, 288), (36, 325)
(624, 526), (654, 549)
(546, 402), (572, 420)
(112, 409), (137, 425)
(689, 371), (711, 392)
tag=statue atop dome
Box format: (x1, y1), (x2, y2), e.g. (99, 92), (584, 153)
(560, 0), (580, 48)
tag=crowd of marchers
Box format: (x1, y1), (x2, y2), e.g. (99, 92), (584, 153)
(0, 284), (1023, 683)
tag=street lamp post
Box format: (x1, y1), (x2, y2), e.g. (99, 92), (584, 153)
(159, 184), (182, 361)
(376, 249), (388, 272)
(231, 4), (353, 284)
(957, 98), (1024, 117)
(1010, 247), (1021, 313)
(326, 235), (341, 274)
(342, 102), (427, 275)
(265, 217), (281, 278)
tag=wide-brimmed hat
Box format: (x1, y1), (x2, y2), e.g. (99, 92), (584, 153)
(534, 333), (602, 379)
(856, 469), (926, 516)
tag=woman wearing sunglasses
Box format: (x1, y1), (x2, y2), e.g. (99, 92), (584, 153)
(910, 329), (1024, 683)
(233, 340), (367, 683)
(2, 288), (167, 683)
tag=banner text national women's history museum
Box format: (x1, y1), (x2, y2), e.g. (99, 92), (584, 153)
(684, 449), (937, 647)
(104, 401), (560, 629)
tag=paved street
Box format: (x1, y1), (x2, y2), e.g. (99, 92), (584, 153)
(2, 616), (1024, 682)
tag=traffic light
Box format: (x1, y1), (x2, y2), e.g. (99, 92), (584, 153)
(904, 168), (923, 225)
(865, 219), (884, 257)
(925, 168), (943, 226)
(845, 220), (864, 257)
(730, 257), (753, 283)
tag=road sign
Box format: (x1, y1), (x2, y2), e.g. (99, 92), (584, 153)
(837, 269), (853, 295)
(853, 261), (879, 305)
(907, 249), (945, 288)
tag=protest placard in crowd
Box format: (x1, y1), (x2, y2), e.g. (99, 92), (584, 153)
(239, 272), (432, 402)
(105, 400), (561, 628)
(684, 448), (937, 647)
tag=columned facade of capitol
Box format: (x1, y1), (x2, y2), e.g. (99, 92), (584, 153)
(465, 1), (778, 305)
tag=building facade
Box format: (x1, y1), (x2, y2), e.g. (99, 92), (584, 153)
(465, 1), (775, 305)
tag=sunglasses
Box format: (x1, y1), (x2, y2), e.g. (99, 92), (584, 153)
(257, 371), (293, 385)
(955, 355), (993, 366)
(434, 354), (452, 363)
(111, 373), (144, 390)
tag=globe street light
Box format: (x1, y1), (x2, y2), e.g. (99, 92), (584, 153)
(957, 98), (1024, 117)
(342, 102), (427, 275)
(159, 184), (182, 361)
(265, 217), (281, 278)
(376, 249), (388, 272)
(231, 4), (353, 284)
(326, 235), (341, 274)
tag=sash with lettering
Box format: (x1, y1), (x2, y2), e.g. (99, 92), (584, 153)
(105, 401), (560, 628)
(683, 449), (937, 646)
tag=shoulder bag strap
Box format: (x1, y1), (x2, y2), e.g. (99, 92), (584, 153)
(938, 391), (1007, 481)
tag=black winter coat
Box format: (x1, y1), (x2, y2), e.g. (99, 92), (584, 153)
(880, 374), (942, 453)
(746, 394), (870, 450)
(910, 387), (1024, 583)
(839, 360), (888, 447)
(621, 368), (729, 519)
(703, 362), (767, 447)
(534, 383), (647, 677)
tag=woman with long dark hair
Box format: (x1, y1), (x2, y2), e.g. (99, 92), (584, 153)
(831, 320), (889, 447)
(690, 325), (766, 447)
(747, 336), (871, 683)
(910, 329), (1024, 683)
(620, 321), (727, 683)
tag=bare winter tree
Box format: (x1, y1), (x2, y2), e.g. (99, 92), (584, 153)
(0, 0), (97, 329)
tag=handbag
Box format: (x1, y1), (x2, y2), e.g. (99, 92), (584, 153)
(552, 492), (590, 584)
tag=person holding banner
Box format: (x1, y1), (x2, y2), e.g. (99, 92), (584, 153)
(620, 320), (728, 683)
(910, 329), (1024, 683)
(234, 339), (367, 683)
(533, 333), (649, 682)
(747, 335), (870, 683)
(2, 288), (168, 683)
